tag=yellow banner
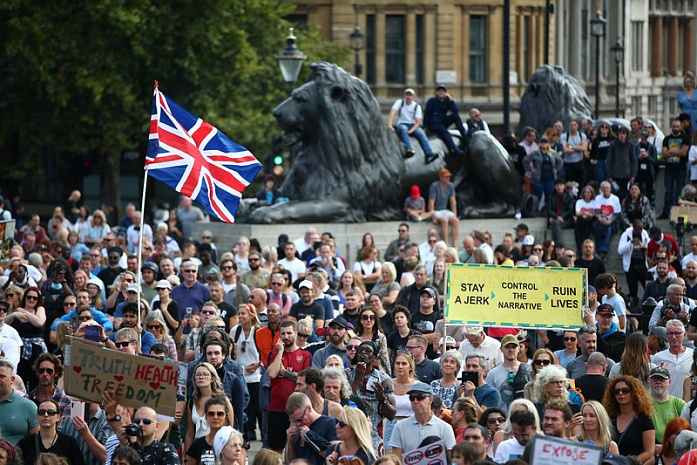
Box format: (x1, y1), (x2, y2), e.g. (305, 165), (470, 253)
(445, 264), (587, 329)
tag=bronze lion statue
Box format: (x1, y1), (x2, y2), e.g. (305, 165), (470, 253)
(247, 62), (521, 223)
(517, 65), (593, 138)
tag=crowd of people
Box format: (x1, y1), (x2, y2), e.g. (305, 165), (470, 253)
(1, 73), (697, 465)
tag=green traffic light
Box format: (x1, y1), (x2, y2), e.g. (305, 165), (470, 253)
(273, 155), (284, 165)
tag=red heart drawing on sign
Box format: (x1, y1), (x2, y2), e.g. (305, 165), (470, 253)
(114, 375), (124, 382)
(149, 382), (160, 390)
(73, 366), (82, 374)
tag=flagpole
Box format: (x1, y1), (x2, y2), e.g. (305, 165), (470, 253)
(136, 166), (150, 351)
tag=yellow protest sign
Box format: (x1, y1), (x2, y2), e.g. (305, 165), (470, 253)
(64, 337), (181, 417)
(445, 263), (587, 329)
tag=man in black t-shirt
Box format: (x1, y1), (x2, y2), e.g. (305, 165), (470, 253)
(573, 352), (609, 402)
(660, 119), (691, 219)
(285, 392), (339, 465)
(289, 280), (325, 338)
(411, 288), (439, 359)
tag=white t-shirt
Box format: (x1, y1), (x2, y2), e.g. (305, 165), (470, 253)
(652, 347), (694, 398)
(575, 198), (597, 215)
(594, 193), (622, 222)
(278, 257), (306, 282)
(689, 146), (697, 181)
(494, 438), (526, 463)
(459, 335), (503, 370)
(392, 99), (423, 126)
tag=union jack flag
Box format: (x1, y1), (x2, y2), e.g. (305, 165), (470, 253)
(146, 84), (261, 223)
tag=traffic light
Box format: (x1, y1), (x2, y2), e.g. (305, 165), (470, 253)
(273, 154), (284, 166)
(271, 135), (285, 177)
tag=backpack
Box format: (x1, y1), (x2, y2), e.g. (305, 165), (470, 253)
(267, 291), (288, 308)
(233, 325), (256, 348)
(568, 379), (586, 404)
(397, 99), (421, 121)
(512, 363), (532, 399)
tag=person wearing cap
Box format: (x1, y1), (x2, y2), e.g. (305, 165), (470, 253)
(389, 381), (456, 457)
(403, 185), (427, 222)
(256, 173), (283, 205)
(545, 178), (575, 244)
(412, 288), (440, 359)
(423, 85), (467, 158)
(522, 135), (563, 204)
(428, 168), (458, 247)
(139, 261), (159, 303)
(635, 127), (659, 202)
(649, 366), (686, 443)
(311, 315), (349, 368)
(485, 334), (531, 413)
(348, 339), (395, 451)
(288, 280), (325, 336)
(594, 303), (627, 361)
(388, 88), (435, 162)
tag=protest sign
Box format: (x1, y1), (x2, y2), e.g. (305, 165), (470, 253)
(529, 436), (603, 465)
(670, 205), (697, 224)
(402, 440), (447, 465)
(0, 220), (16, 261)
(64, 337), (181, 417)
(445, 263), (586, 329)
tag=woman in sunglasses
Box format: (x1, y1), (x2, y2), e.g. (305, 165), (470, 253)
(187, 396), (233, 465)
(230, 304), (262, 444)
(185, 363), (234, 453)
(602, 375), (655, 462)
(17, 399), (84, 465)
(6, 285), (46, 388)
(355, 307), (390, 375)
(144, 310), (177, 360)
(325, 406), (376, 465)
(478, 407), (506, 458)
(523, 348), (556, 399)
(577, 400), (618, 455)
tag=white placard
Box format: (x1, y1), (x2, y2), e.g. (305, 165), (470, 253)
(529, 436), (603, 465)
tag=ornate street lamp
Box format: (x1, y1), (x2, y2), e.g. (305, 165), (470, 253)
(590, 6), (606, 119)
(275, 28), (306, 93)
(611, 37), (625, 118)
(349, 25), (365, 77)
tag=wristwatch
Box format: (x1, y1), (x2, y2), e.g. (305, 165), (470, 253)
(109, 414), (122, 422)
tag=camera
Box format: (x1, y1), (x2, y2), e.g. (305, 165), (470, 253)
(125, 423), (141, 436)
(661, 304), (679, 319)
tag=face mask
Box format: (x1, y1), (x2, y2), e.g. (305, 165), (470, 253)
(51, 282), (62, 290)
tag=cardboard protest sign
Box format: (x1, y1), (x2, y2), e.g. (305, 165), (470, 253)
(445, 263), (587, 329)
(64, 337), (180, 417)
(0, 220), (16, 261)
(402, 440), (447, 465)
(670, 205), (697, 224)
(529, 436), (603, 465)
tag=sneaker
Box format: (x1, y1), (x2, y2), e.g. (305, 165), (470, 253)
(425, 154), (438, 164)
(405, 148), (415, 158)
(514, 211), (522, 220)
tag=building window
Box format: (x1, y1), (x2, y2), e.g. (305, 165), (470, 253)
(469, 15), (486, 83)
(416, 15), (424, 84)
(385, 15), (405, 83)
(285, 14), (308, 30)
(631, 21), (644, 71)
(523, 16), (530, 82)
(366, 15), (375, 84)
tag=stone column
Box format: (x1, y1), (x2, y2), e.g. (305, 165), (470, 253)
(406, 7), (417, 86)
(425, 5), (437, 87)
(668, 16), (678, 76)
(650, 16), (663, 77)
(568, 0), (582, 78)
(489, 5), (503, 94)
(375, 7), (386, 86)
(684, 18), (694, 75)
(461, 6), (470, 84)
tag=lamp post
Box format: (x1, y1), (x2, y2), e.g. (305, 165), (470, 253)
(611, 37), (625, 118)
(349, 25), (365, 77)
(590, 6), (606, 119)
(275, 28), (306, 94)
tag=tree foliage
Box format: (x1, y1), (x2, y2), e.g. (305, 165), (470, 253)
(0, 0), (348, 195)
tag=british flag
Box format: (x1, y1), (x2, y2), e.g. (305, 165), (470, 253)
(146, 84), (262, 223)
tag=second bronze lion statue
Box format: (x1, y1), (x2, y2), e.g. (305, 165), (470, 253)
(248, 62), (521, 223)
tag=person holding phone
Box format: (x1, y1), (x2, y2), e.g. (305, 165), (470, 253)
(457, 354), (501, 415)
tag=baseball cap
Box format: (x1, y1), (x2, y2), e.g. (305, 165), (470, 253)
(602, 454), (629, 465)
(155, 279), (172, 290)
(649, 366), (671, 379)
(329, 315), (349, 329)
(127, 283), (140, 293)
(515, 223), (529, 231)
(436, 84), (447, 91)
(588, 285), (597, 293)
(501, 334), (519, 347)
(596, 304), (615, 316)
(522, 235), (535, 246)
(407, 381), (434, 395)
(443, 336), (456, 346)
(299, 280), (313, 290)
(405, 88), (416, 95)
(540, 136), (550, 143)
(420, 287), (437, 300)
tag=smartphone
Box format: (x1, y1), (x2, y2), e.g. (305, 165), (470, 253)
(461, 371), (479, 387)
(365, 375), (379, 393)
(85, 326), (101, 342)
(70, 315), (79, 333)
(70, 400), (85, 419)
(185, 307), (193, 319)
(570, 403), (582, 415)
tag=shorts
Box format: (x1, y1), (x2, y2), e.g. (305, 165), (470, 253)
(267, 410), (290, 451)
(433, 210), (455, 220)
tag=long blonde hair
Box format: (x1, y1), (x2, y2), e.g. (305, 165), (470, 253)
(579, 401), (613, 447)
(340, 406), (376, 457)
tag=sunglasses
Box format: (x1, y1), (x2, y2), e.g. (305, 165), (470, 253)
(115, 341), (135, 348)
(614, 387), (631, 395)
(63, 301), (76, 307)
(409, 394), (429, 402)
(38, 368), (55, 375)
(79, 316), (91, 321)
(564, 337), (577, 342)
(148, 325), (161, 330)
(26, 295), (38, 301)
(335, 419), (347, 428)
(534, 359), (551, 366)
(361, 314), (376, 321)
(201, 310), (216, 315)
(357, 347), (374, 354)
(249, 258), (260, 262)
(183, 269), (197, 273)
(206, 411), (226, 417)
(345, 344), (358, 351)
(221, 266), (234, 271)
(133, 418), (154, 425)
(297, 333), (311, 339)
(533, 248), (543, 251)
(487, 416), (506, 424)
(5, 293), (14, 298)
(202, 236), (212, 240)
(38, 409), (58, 416)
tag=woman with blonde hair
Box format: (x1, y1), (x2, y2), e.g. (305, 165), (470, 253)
(385, 352), (417, 451)
(531, 365), (583, 420)
(295, 316), (313, 349)
(325, 354), (344, 370)
(577, 400), (619, 454)
(185, 363), (235, 452)
(84, 209), (110, 246)
(251, 449), (282, 465)
(492, 399), (542, 454)
(145, 310), (177, 359)
(325, 406), (376, 465)
(373, 455), (402, 465)
(371, 262), (400, 310)
(4, 285), (23, 312)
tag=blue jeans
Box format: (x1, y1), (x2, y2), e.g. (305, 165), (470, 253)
(663, 167), (687, 216)
(594, 160), (607, 183)
(593, 221), (612, 253)
(396, 123), (433, 155)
